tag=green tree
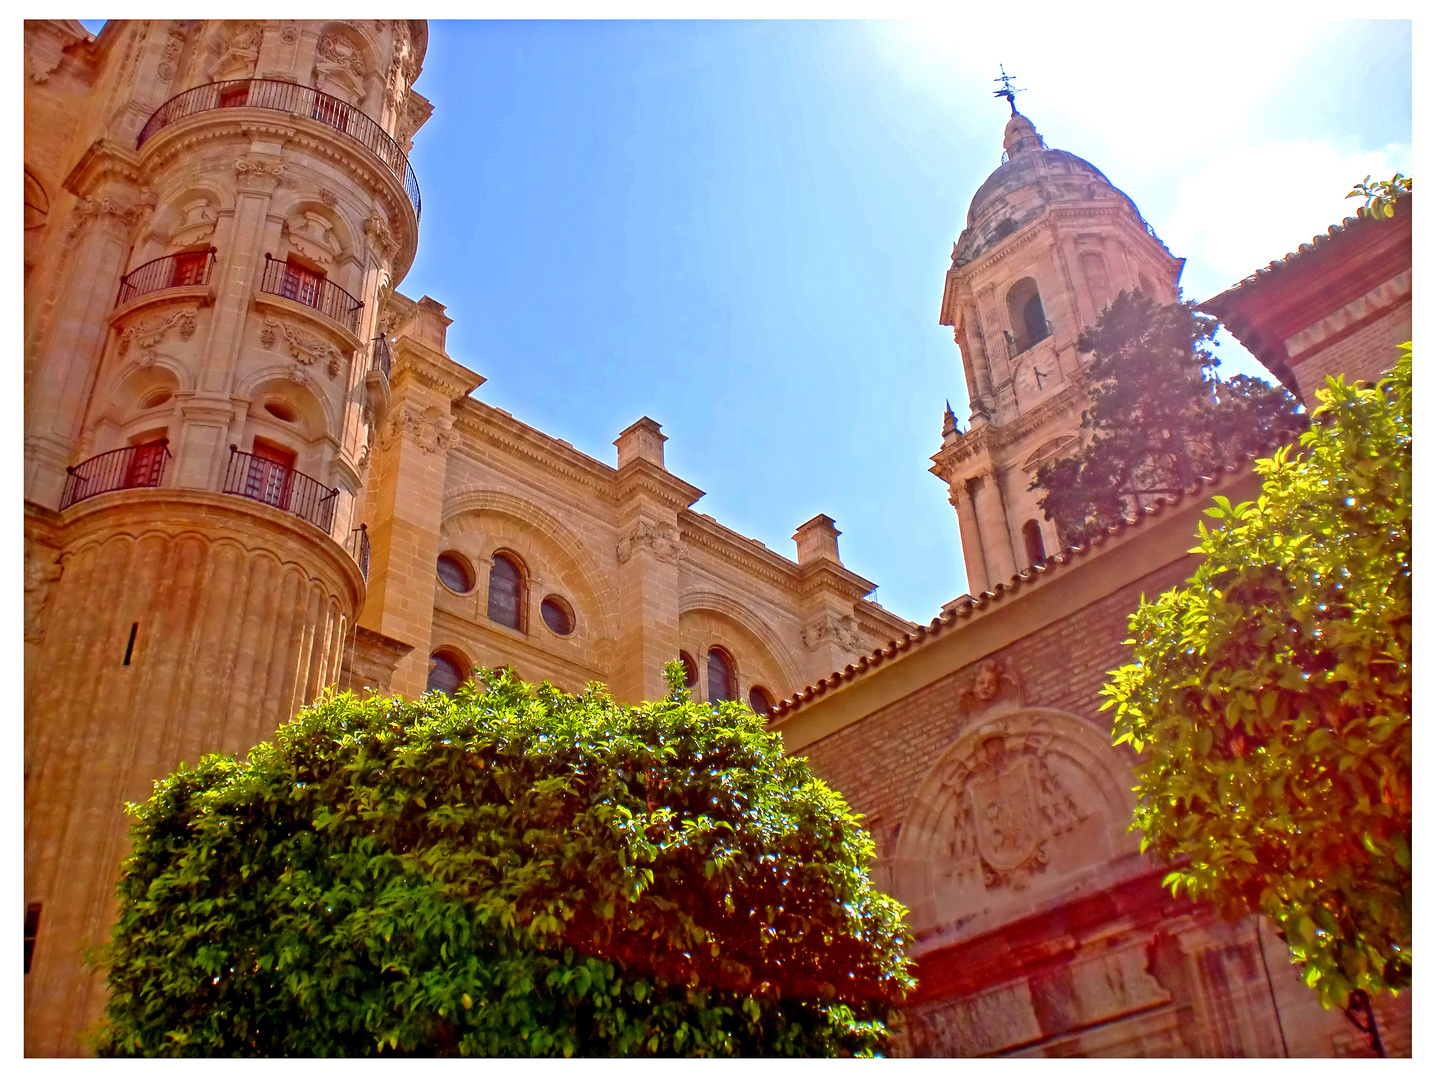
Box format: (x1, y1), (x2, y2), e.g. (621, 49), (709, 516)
(1103, 350), (1411, 1019)
(1032, 292), (1307, 546)
(94, 666), (913, 1057)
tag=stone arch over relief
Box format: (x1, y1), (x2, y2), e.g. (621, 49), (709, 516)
(890, 708), (1139, 940)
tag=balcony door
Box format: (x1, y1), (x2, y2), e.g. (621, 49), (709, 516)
(279, 259), (323, 309)
(122, 439), (168, 490)
(246, 440), (296, 512)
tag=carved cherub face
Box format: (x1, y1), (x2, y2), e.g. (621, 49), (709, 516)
(973, 663), (1000, 701)
(981, 736), (1006, 767)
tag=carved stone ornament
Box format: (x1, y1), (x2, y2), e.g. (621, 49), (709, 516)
(802, 611), (864, 655)
(24, 540), (63, 644)
(364, 213), (398, 259)
(317, 31), (365, 76)
(169, 198), (217, 246)
(937, 720), (1086, 890)
(280, 25), (300, 45)
(318, 187), (339, 208)
(65, 193), (154, 240)
(381, 403), (458, 455)
(259, 317), (342, 378)
(958, 658), (1022, 710)
(117, 307), (198, 360)
(283, 211), (343, 266)
(616, 520), (685, 566)
(233, 157), (287, 193)
(210, 21), (262, 81)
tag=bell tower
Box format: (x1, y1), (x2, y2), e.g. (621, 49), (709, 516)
(930, 90), (1183, 597)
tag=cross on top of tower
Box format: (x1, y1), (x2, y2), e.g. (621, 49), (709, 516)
(993, 64), (1025, 114)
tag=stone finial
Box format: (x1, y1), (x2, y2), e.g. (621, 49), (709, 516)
(615, 416), (666, 469)
(1003, 111), (1044, 157)
(943, 400), (959, 436)
(412, 296), (452, 349)
(793, 514), (841, 566)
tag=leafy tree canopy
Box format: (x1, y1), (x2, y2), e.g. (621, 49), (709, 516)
(1104, 349), (1411, 1010)
(95, 666), (914, 1057)
(1032, 292), (1307, 546)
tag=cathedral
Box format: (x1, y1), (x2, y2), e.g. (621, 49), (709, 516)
(23, 19), (1410, 1056)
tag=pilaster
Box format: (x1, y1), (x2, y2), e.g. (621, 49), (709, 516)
(357, 296), (482, 696)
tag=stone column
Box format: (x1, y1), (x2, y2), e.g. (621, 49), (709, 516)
(609, 418), (700, 704)
(792, 515), (871, 682)
(24, 187), (152, 507)
(357, 297), (481, 697)
(970, 468), (1018, 589)
(951, 483), (990, 598)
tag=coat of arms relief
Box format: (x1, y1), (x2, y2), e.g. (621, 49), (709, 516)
(939, 721), (1085, 890)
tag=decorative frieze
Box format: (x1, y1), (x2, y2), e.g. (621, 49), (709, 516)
(259, 317), (343, 378)
(117, 306), (198, 360)
(802, 610), (864, 655)
(616, 519), (684, 565)
(65, 192), (155, 240)
(381, 402), (459, 455)
(233, 156), (287, 193)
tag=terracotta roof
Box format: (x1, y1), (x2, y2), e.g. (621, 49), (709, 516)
(764, 461), (1254, 724)
(1205, 193), (1410, 302)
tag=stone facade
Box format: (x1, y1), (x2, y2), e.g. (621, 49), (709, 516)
(24, 20), (1408, 1060)
(22, 20), (910, 1055)
(770, 110), (1411, 1058)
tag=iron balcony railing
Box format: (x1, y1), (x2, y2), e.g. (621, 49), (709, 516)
(1004, 321), (1053, 360)
(222, 446), (338, 534)
(260, 254), (363, 335)
(369, 335), (393, 379)
(60, 440), (171, 510)
(347, 524), (371, 580)
(116, 249), (216, 307)
(137, 79), (421, 220)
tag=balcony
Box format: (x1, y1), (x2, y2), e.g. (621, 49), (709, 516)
(137, 79), (421, 220)
(346, 524), (371, 580)
(221, 446), (338, 534)
(60, 440), (171, 510)
(369, 335), (392, 379)
(259, 255), (362, 336)
(1004, 321), (1053, 360)
(116, 249), (215, 308)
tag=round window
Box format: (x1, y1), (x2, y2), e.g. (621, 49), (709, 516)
(436, 552), (475, 594)
(427, 650), (467, 695)
(540, 595), (575, 636)
(264, 400), (297, 422)
(748, 685), (774, 715)
(141, 388), (174, 409)
(678, 651), (699, 688)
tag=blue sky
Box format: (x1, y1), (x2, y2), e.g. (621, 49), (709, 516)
(80, 16), (1411, 623)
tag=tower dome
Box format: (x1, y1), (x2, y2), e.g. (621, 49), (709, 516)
(954, 112), (1135, 269)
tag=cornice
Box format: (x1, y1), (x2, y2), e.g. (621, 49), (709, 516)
(449, 399), (619, 497)
(677, 512), (802, 594)
(62, 139), (145, 197)
(612, 459), (705, 513)
(390, 344), (483, 401)
(136, 110), (418, 277)
(796, 559), (877, 603)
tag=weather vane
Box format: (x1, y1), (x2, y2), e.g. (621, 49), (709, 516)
(993, 64), (1025, 114)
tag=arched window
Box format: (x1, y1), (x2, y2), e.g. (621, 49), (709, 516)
(1022, 519), (1046, 568)
(678, 651), (699, 689)
(748, 685), (774, 715)
(1005, 278), (1050, 354)
(487, 552), (525, 630)
(427, 649), (468, 695)
(706, 647), (735, 704)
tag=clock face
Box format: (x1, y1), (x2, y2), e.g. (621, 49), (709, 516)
(1014, 352), (1059, 405)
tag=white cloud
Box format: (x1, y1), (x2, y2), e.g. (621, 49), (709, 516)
(1163, 140), (1412, 285)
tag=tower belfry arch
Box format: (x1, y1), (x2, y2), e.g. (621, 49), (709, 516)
(930, 95), (1184, 598)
